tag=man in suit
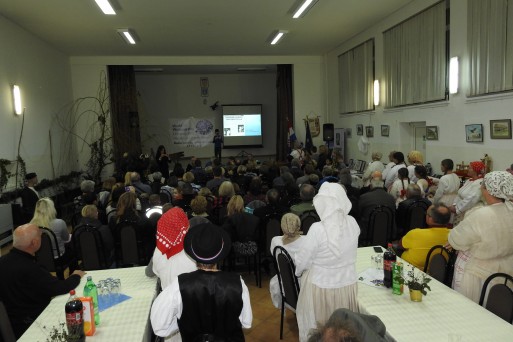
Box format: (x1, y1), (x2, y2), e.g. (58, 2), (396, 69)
(20, 172), (39, 223)
(395, 184), (432, 237)
(358, 178), (396, 242)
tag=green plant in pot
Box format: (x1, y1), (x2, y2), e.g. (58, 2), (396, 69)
(394, 265), (431, 301)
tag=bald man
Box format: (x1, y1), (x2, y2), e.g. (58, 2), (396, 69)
(0, 224), (85, 338)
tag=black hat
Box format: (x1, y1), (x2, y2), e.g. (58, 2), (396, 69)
(183, 223), (231, 264)
(25, 173), (37, 180)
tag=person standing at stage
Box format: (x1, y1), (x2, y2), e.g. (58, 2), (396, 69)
(156, 145), (171, 180)
(213, 129), (223, 161)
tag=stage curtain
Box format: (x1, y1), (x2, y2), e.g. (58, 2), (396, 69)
(276, 64), (293, 162)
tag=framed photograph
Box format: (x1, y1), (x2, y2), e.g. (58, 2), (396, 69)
(356, 124), (363, 136)
(381, 125), (390, 137)
(465, 124), (483, 142)
(345, 128), (352, 138)
(365, 126), (374, 137)
(490, 119), (512, 139)
(426, 126), (439, 140)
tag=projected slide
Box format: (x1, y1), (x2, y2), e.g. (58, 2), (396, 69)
(222, 105), (263, 147)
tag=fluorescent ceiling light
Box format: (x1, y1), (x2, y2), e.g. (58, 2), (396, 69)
(95, 0), (116, 15)
(449, 57), (459, 94)
(117, 29), (136, 44)
(13, 85), (22, 115)
(237, 67), (267, 71)
(270, 30), (287, 45)
(293, 0), (318, 18)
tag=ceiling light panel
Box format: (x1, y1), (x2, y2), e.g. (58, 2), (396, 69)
(95, 0), (116, 15)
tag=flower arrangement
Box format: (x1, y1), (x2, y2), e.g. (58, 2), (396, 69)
(394, 265), (432, 295)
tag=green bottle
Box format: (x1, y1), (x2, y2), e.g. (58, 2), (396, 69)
(83, 276), (100, 325)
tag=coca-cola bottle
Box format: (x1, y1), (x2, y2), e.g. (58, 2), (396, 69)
(383, 243), (396, 288)
(65, 290), (85, 342)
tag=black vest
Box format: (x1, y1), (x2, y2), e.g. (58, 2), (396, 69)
(178, 270), (245, 342)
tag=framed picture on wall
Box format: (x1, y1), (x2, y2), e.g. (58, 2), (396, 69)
(365, 126), (374, 137)
(490, 119), (512, 139)
(426, 126), (439, 140)
(465, 124), (483, 142)
(356, 124), (363, 136)
(345, 128), (352, 138)
(381, 125), (390, 137)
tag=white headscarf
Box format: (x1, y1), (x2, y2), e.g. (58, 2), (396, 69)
(484, 171), (513, 210)
(313, 182), (360, 258)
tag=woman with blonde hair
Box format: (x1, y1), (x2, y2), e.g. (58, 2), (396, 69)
(222, 195), (260, 256)
(407, 150), (424, 182)
(269, 213), (306, 308)
(31, 197), (71, 257)
(77, 204), (115, 264)
(227, 194), (244, 216)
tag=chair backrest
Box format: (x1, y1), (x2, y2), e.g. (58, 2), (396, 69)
(273, 246), (300, 310)
(347, 159), (354, 169)
(0, 301), (15, 342)
(367, 206), (394, 247)
(405, 200), (429, 232)
(35, 227), (60, 272)
(423, 245), (454, 286)
(114, 222), (143, 266)
(358, 160), (367, 173)
(300, 210), (320, 235)
(74, 225), (107, 271)
(479, 273), (513, 323)
(265, 215), (283, 258)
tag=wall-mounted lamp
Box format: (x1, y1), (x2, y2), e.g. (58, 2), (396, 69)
(449, 57), (459, 94)
(373, 80), (380, 106)
(13, 85), (22, 115)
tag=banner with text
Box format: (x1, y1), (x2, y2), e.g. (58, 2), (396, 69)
(170, 117), (215, 147)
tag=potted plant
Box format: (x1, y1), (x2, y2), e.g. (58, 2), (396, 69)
(394, 265), (431, 302)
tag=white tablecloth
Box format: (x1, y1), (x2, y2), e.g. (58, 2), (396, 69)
(19, 267), (157, 342)
(357, 247), (513, 341)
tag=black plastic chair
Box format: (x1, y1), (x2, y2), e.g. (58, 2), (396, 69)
(73, 224), (109, 270)
(265, 214), (283, 259)
(35, 227), (75, 280)
(365, 206), (394, 247)
(405, 200), (429, 233)
(0, 301), (15, 342)
(423, 245), (455, 286)
(113, 221), (146, 267)
(300, 210), (320, 235)
(273, 246), (300, 340)
(479, 273), (513, 323)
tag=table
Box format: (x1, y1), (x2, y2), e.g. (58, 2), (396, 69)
(357, 247), (513, 341)
(19, 267), (157, 342)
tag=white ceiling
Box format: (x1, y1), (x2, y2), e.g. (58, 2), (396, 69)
(0, 0), (413, 57)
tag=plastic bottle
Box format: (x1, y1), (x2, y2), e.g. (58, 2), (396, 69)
(83, 276), (100, 325)
(383, 243), (397, 288)
(65, 290), (85, 342)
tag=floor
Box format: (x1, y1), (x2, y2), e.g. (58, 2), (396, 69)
(242, 273), (299, 341)
(1, 242), (299, 341)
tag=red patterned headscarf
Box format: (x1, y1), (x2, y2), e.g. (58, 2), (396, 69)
(156, 207), (190, 259)
(469, 161), (486, 177)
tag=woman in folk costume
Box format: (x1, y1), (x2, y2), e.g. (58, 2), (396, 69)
(269, 213), (307, 309)
(295, 182), (360, 341)
(152, 207), (196, 290)
(450, 160), (487, 226)
(447, 171), (513, 302)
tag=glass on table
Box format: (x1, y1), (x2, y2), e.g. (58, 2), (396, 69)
(371, 254), (383, 269)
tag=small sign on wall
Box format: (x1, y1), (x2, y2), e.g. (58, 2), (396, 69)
(200, 77), (209, 97)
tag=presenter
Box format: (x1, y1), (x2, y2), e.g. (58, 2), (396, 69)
(156, 145), (171, 180)
(213, 129), (223, 161)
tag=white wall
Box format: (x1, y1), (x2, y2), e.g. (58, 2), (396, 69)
(0, 15), (76, 189)
(325, 0), (513, 171)
(135, 72), (277, 159)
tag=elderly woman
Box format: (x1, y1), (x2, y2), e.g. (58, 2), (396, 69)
(449, 161), (486, 225)
(295, 182), (360, 341)
(151, 207), (196, 290)
(446, 171), (513, 303)
(269, 213), (306, 309)
(78, 205), (115, 264)
(362, 152), (385, 187)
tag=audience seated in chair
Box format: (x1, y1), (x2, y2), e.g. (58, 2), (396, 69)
(269, 213), (306, 309)
(290, 184), (316, 217)
(358, 178), (396, 242)
(395, 184), (432, 237)
(394, 204), (451, 270)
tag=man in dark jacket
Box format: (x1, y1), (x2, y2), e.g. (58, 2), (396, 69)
(0, 224), (85, 338)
